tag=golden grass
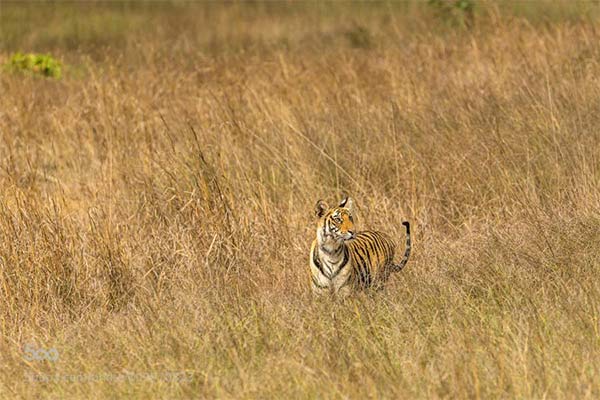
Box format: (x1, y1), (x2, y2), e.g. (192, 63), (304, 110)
(1, 2), (599, 398)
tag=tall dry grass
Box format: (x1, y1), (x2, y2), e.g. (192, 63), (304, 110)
(1, 2), (599, 399)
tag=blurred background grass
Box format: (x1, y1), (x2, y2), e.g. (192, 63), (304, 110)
(2, 1), (599, 56)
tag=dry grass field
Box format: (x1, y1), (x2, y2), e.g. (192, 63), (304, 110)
(1, 2), (600, 398)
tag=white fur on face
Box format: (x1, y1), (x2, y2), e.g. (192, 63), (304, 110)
(317, 219), (351, 250)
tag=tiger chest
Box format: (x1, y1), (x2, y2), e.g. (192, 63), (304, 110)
(312, 248), (353, 291)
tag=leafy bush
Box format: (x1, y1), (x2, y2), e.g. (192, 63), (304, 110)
(5, 52), (62, 78)
(428, 0), (475, 28)
(345, 25), (373, 49)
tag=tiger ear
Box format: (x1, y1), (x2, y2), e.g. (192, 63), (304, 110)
(315, 200), (329, 218)
(339, 197), (354, 212)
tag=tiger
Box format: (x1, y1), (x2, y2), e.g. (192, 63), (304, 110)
(309, 197), (411, 297)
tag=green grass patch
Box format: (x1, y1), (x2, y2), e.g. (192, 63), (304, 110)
(5, 52), (62, 78)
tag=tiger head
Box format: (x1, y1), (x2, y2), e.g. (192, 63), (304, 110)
(314, 197), (356, 242)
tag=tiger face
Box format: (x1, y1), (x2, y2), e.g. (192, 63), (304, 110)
(314, 197), (356, 242)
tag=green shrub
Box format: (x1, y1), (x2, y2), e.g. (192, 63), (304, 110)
(345, 25), (373, 49)
(5, 52), (62, 78)
(428, 0), (475, 28)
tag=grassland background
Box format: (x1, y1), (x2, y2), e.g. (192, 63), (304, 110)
(1, 1), (600, 398)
